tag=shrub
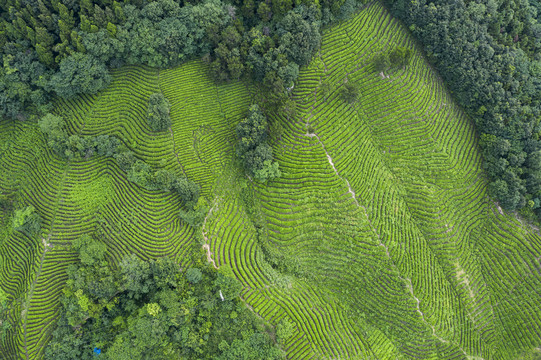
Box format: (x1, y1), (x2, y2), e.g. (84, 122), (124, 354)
(186, 268), (203, 284)
(147, 93), (171, 131)
(214, 273), (242, 301)
(48, 53), (111, 99)
(72, 235), (107, 266)
(153, 169), (177, 191)
(114, 150), (137, 171)
(38, 113), (68, 154)
(276, 318), (295, 343)
(173, 176), (200, 207)
(236, 105), (281, 182)
(389, 46), (412, 68)
(373, 52), (390, 73)
(95, 135), (120, 157)
(254, 159), (281, 182)
(340, 81), (360, 103)
(179, 197), (207, 227)
(13, 205), (41, 237)
(127, 160), (154, 188)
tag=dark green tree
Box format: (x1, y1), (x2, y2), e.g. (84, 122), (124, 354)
(373, 52), (390, 73)
(389, 46), (412, 68)
(236, 104), (281, 182)
(48, 53), (111, 98)
(340, 80), (360, 104)
(12, 205), (41, 237)
(186, 268), (203, 284)
(46, 247), (286, 360)
(127, 160), (154, 188)
(147, 93), (171, 132)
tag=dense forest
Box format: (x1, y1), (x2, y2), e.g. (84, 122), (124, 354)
(0, 0), (368, 119)
(385, 0), (541, 218)
(44, 234), (290, 359)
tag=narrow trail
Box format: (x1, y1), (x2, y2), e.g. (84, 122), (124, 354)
(202, 196), (220, 269)
(306, 132), (359, 207)
(304, 130), (476, 357)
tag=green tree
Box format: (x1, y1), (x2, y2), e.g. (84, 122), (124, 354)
(72, 234), (107, 266)
(277, 5), (322, 66)
(236, 104), (280, 181)
(153, 169), (177, 191)
(179, 196), (207, 227)
(276, 318), (295, 343)
(48, 53), (111, 98)
(46, 250), (285, 359)
(236, 104), (268, 155)
(114, 150), (137, 171)
(373, 52), (390, 73)
(186, 268), (203, 284)
(173, 176), (200, 207)
(389, 46), (412, 68)
(127, 160), (154, 188)
(12, 205), (41, 237)
(147, 93), (171, 131)
(340, 80), (360, 104)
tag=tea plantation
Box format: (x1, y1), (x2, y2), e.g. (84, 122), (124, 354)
(0, 2), (540, 359)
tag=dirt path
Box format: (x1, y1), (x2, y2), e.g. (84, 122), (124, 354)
(201, 197), (219, 269)
(305, 130), (480, 357)
(306, 132), (359, 207)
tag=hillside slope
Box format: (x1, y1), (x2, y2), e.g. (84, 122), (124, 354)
(0, 2), (540, 359)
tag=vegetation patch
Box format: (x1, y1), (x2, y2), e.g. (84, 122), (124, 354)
(69, 174), (115, 215)
(0, 2), (540, 360)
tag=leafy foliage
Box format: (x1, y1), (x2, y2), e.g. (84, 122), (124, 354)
(39, 113), (120, 160)
(38, 113), (201, 221)
(373, 46), (412, 74)
(147, 93), (171, 132)
(236, 105), (280, 182)
(340, 80), (360, 104)
(389, 46), (412, 69)
(186, 268), (203, 284)
(0, 0), (371, 119)
(48, 53), (111, 99)
(12, 205), (41, 237)
(45, 237), (285, 360)
(0, 44), (52, 119)
(386, 0), (541, 216)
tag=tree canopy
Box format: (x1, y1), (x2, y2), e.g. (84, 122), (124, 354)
(147, 93), (171, 132)
(0, 0), (371, 120)
(236, 104), (281, 182)
(386, 0), (541, 219)
(12, 205), (41, 237)
(45, 235), (286, 359)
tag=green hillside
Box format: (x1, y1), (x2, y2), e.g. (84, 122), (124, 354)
(1, 2), (540, 359)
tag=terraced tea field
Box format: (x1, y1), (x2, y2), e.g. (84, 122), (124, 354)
(1, 2), (540, 359)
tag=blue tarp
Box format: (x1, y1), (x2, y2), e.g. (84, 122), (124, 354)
(93, 348), (101, 355)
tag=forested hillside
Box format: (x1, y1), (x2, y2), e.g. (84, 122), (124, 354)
(1, 0), (541, 359)
(0, 0), (368, 118)
(385, 0), (541, 218)
(3, 0), (540, 217)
